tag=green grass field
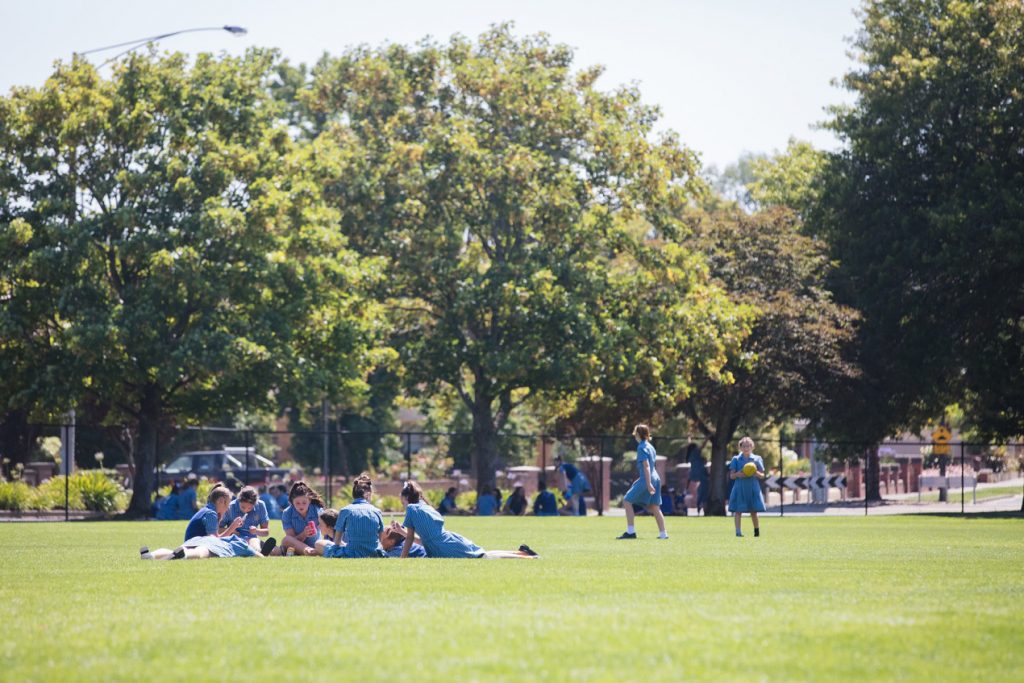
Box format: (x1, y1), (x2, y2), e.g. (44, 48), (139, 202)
(1, 515), (1021, 682)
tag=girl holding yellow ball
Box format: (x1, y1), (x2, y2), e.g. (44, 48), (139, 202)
(728, 436), (766, 537)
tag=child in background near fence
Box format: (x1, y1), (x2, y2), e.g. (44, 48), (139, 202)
(222, 485), (274, 555)
(177, 476), (199, 520)
(557, 458), (592, 516)
(728, 436), (766, 537)
(259, 485), (282, 520)
(532, 480), (559, 516)
(313, 507), (339, 555)
(155, 483), (181, 520)
(398, 481), (539, 559)
(618, 424), (668, 540)
(184, 486), (240, 541)
(324, 475), (386, 558)
(280, 481), (325, 557)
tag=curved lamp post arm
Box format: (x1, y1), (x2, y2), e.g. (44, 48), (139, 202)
(76, 26), (248, 66)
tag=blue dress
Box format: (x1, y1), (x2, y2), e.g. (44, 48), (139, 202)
(533, 491), (558, 516)
(385, 542), (427, 558)
(624, 440), (662, 506)
(476, 494), (498, 516)
(325, 499), (385, 558)
(221, 499), (270, 540)
(177, 487), (197, 520)
(402, 502), (485, 558)
(181, 534), (255, 558)
(281, 503), (323, 548)
(728, 454), (767, 513)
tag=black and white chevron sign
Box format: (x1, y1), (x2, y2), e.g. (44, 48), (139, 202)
(765, 475), (847, 490)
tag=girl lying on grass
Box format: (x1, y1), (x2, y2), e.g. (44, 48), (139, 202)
(398, 481), (539, 559)
(140, 534), (269, 560)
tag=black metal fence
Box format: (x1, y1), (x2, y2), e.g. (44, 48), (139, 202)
(1, 423), (1021, 519)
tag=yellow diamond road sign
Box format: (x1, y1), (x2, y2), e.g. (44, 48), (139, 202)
(932, 425), (952, 456)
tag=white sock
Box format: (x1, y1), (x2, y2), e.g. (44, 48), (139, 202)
(658, 531), (669, 539)
(626, 525), (635, 534)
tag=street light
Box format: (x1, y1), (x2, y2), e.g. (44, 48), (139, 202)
(77, 25), (248, 66)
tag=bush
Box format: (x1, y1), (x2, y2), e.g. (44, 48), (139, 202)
(422, 487), (446, 508)
(33, 476), (84, 511)
(455, 491), (477, 510)
(72, 470), (125, 512)
(783, 458), (811, 476)
(375, 495), (403, 512)
(0, 480), (32, 511)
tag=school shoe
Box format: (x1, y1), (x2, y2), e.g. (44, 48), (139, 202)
(657, 533), (669, 540)
(140, 546), (153, 560)
(735, 531), (743, 538)
(616, 532), (637, 539)
(171, 547), (186, 560)
(260, 537), (277, 556)
(754, 528), (760, 538)
(518, 544), (538, 557)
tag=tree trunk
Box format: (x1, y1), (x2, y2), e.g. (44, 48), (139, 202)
(126, 387), (161, 518)
(865, 445), (882, 502)
(333, 422), (350, 479)
(706, 436), (731, 516)
(937, 454), (948, 502)
(470, 394), (499, 495)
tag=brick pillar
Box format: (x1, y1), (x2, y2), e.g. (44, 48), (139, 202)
(577, 456), (611, 513)
(909, 457), (922, 492)
(847, 461), (862, 498)
(654, 455), (667, 481)
(898, 460), (909, 494)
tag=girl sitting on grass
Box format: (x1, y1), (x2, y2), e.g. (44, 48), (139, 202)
(222, 485), (275, 556)
(323, 475), (386, 558)
(398, 481), (539, 559)
(280, 481), (325, 557)
(183, 485), (241, 541)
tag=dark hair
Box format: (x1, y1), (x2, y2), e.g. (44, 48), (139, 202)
(445, 486), (457, 496)
(288, 481), (325, 508)
(401, 480), (423, 504)
(352, 474), (373, 500)
(238, 486), (259, 505)
(319, 508), (339, 529)
(538, 480), (548, 491)
(633, 424), (651, 440)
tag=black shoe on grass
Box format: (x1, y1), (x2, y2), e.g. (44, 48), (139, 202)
(260, 537), (277, 556)
(616, 532), (637, 540)
(518, 544), (538, 556)
(140, 546), (153, 560)
(171, 547), (186, 560)
(754, 527), (760, 538)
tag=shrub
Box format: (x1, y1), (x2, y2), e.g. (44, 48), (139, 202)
(72, 470), (126, 512)
(456, 491), (477, 510)
(0, 480), (32, 511)
(375, 495), (403, 512)
(783, 458), (811, 476)
(33, 476), (84, 511)
(422, 487), (446, 508)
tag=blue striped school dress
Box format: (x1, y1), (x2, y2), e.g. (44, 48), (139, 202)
(402, 502), (485, 558)
(184, 503), (220, 541)
(182, 534), (256, 558)
(325, 499), (385, 558)
(281, 503), (323, 548)
(624, 440), (662, 506)
(221, 499), (269, 540)
(728, 454), (766, 513)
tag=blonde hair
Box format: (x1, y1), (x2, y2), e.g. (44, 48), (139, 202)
(633, 424), (651, 440)
(207, 486), (232, 505)
(738, 436), (755, 450)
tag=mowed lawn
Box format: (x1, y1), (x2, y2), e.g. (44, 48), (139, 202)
(0, 515), (1021, 682)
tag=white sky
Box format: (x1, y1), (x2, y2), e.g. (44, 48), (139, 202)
(0, 0), (862, 170)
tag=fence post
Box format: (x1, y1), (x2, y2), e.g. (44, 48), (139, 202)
(778, 440), (784, 517)
(864, 452), (868, 516)
(244, 428), (250, 487)
(598, 436), (605, 516)
(406, 432), (412, 480)
(960, 442), (965, 516)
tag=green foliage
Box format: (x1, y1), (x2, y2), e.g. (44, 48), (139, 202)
(817, 0), (1024, 441)
(0, 480), (32, 511)
(783, 458), (812, 476)
(421, 487), (447, 509)
(748, 138), (827, 222)
(72, 470), (125, 512)
(373, 495), (403, 512)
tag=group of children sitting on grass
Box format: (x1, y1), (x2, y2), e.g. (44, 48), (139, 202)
(140, 476), (540, 561)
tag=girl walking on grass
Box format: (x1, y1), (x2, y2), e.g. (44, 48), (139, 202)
(618, 424), (668, 540)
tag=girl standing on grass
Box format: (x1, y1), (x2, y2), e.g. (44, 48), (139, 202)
(618, 424), (668, 540)
(324, 475), (386, 558)
(728, 436), (766, 537)
(280, 481), (325, 557)
(398, 481), (539, 559)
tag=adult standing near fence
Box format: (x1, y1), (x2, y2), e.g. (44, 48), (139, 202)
(618, 425), (668, 540)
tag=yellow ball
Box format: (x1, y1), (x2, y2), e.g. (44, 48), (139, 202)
(742, 462), (757, 477)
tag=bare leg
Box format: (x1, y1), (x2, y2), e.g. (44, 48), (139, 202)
(182, 547), (212, 559)
(624, 501), (636, 530)
(246, 537), (261, 554)
(734, 512), (743, 535)
(282, 535), (316, 556)
(647, 505), (666, 535)
(751, 511), (759, 536)
(482, 550), (539, 559)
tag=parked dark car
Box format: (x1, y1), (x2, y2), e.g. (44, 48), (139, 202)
(157, 447), (290, 487)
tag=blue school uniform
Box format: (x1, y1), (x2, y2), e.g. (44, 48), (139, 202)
(325, 499), (385, 558)
(533, 490), (558, 516)
(184, 503), (221, 541)
(260, 493), (282, 520)
(476, 493), (498, 516)
(386, 542), (427, 558)
(221, 499), (269, 540)
(177, 487), (198, 520)
(402, 502), (485, 558)
(182, 534), (255, 558)
(281, 503), (323, 547)
(728, 454), (767, 513)
(624, 440), (662, 506)
(156, 493), (180, 520)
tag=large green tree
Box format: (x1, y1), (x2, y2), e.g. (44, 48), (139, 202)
(0, 50), (382, 515)
(814, 0), (1024, 453)
(299, 26), (741, 491)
